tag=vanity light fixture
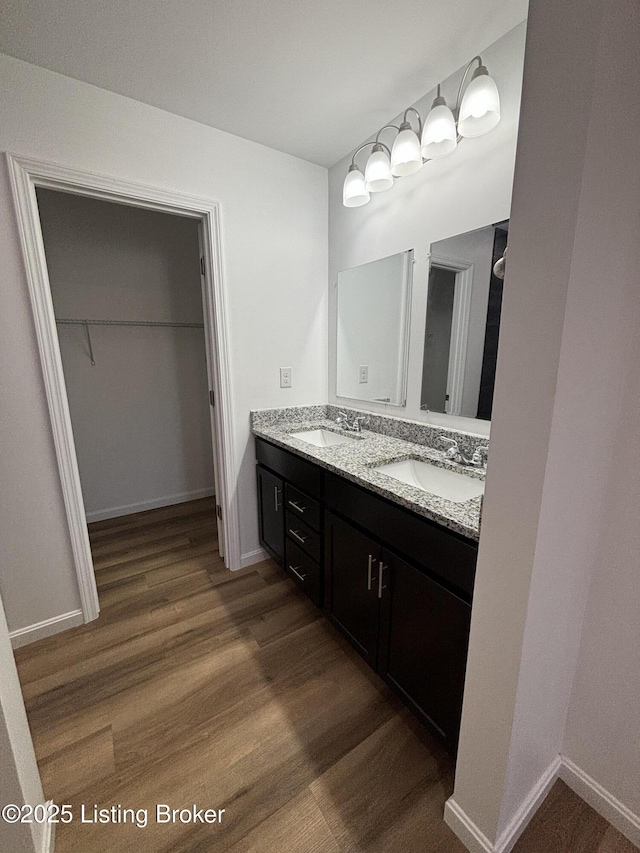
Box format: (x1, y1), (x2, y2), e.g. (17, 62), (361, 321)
(421, 85), (457, 159)
(365, 128), (395, 192)
(343, 55), (501, 207)
(343, 161), (370, 207)
(391, 109), (423, 176)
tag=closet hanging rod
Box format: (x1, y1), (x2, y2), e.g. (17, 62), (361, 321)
(55, 318), (205, 366)
(55, 318), (204, 328)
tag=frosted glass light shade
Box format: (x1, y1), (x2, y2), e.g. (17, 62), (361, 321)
(458, 67), (501, 138)
(391, 124), (422, 176)
(343, 165), (370, 207)
(420, 98), (457, 159)
(364, 145), (394, 192)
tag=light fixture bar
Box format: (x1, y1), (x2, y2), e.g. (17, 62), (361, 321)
(343, 54), (501, 207)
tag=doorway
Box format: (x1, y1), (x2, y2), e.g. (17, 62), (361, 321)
(37, 188), (223, 571)
(7, 154), (241, 626)
(421, 258), (473, 415)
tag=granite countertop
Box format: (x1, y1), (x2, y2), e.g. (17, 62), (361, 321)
(251, 411), (484, 541)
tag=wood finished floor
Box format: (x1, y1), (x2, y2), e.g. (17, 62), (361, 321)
(14, 498), (638, 853)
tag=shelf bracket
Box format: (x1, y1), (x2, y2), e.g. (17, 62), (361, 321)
(83, 320), (96, 366)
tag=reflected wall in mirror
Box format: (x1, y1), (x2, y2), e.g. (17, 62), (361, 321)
(421, 221), (508, 420)
(337, 250), (413, 406)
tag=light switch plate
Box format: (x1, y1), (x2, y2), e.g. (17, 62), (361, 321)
(280, 367), (292, 388)
(359, 365), (369, 384)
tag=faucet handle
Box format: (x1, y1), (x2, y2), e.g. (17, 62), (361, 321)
(471, 445), (489, 467)
(439, 435), (460, 460)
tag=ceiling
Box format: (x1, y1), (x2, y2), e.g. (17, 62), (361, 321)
(0, 0), (528, 167)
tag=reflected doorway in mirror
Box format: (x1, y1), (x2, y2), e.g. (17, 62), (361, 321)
(420, 221), (508, 420)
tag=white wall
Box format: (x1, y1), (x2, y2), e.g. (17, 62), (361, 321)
(429, 226), (495, 418)
(559, 0), (640, 827)
(450, 0), (602, 840)
(450, 0), (640, 848)
(0, 53), (327, 635)
(37, 190), (215, 521)
(328, 22), (527, 437)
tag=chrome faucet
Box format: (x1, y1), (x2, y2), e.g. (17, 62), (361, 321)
(336, 412), (369, 433)
(440, 436), (471, 465)
(439, 436), (489, 469)
(471, 445), (489, 468)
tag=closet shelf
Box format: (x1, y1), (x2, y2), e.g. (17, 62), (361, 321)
(55, 318), (205, 366)
(55, 318), (204, 328)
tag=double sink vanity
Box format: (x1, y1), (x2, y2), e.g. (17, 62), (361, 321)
(252, 404), (488, 753)
(251, 217), (506, 752)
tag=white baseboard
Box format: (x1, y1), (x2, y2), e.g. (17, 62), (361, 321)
(85, 487), (215, 522)
(10, 610), (84, 649)
(445, 756), (561, 853)
(560, 756), (640, 849)
(445, 754), (640, 853)
(444, 798), (494, 853)
(494, 756), (562, 852)
(239, 547), (270, 569)
(40, 801), (56, 852)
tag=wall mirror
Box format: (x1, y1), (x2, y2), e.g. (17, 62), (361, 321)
(421, 221), (508, 420)
(336, 249), (413, 407)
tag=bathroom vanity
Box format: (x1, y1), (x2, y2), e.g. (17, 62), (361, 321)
(253, 405), (485, 753)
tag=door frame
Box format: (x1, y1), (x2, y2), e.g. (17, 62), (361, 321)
(428, 254), (473, 416)
(6, 153), (241, 623)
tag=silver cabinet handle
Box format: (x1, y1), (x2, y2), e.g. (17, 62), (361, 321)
(273, 486), (282, 511)
(378, 562), (388, 599)
(289, 564), (307, 582)
(288, 500), (308, 513)
(289, 529), (307, 544)
(367, 554), (375, 591)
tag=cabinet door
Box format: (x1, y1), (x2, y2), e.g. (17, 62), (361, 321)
(257, 465), (284, 563)
(326, 514), (380, 666)
(379, 552), (471, 749)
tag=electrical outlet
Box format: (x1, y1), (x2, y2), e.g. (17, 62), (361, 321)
(280, 367), (292, 388)
(359, 365), (369, 384)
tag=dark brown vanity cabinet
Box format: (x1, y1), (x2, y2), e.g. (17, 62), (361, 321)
(378, 552), (471, 748)
(325, 510), (472, 749)
(255, 436), (477, 752)
(325, 514), (382, 667)
(256, 438), (323, 607)
(256, 464), (284, 562)
(324, 472), (476, 751)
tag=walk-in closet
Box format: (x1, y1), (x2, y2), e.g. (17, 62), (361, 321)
(36, 189), (220, 575)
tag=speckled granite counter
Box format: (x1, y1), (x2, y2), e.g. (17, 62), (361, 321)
(251, 405), (488, 541)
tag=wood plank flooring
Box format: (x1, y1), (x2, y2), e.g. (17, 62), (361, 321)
(14, 498), (638, 853)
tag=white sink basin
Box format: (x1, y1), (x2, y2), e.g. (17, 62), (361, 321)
(374, 458), (484, 503)
(289, 428), (360, 448)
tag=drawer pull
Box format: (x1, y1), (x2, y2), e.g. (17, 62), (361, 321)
(289, 564), (307, 582)
(367, 554), (375, 591)
(288, 500), (308, 513)
(378, 562), (388, 599)
(289, 529), (307, 545)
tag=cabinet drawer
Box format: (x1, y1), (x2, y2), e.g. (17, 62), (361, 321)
(325, 473), (477, 599)
(285, 540), (322, 607)
(284, 484), (321, 531)
(256, 438), (322, 497)
(286, 512), (321, 563)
